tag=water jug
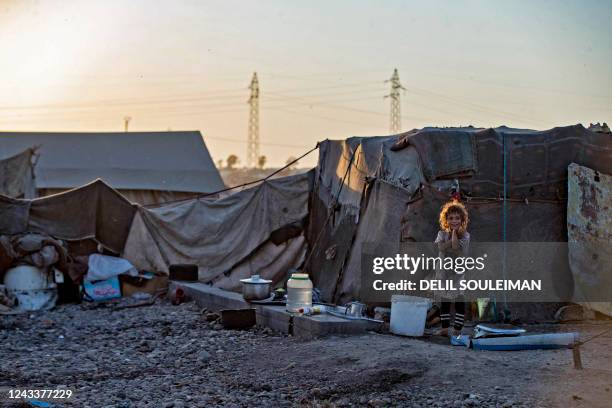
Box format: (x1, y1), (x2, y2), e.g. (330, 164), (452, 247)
(286, 273), (312, 313)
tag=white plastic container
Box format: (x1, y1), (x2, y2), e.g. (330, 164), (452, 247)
(3, 265), (57, 311)
(298, 305), (327, 315)
(286, 273), (313, 313)
(390, 295), (431, 337)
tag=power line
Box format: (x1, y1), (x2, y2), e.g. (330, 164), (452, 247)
(265, 93), (434, 122)
(266, 106), (384, 128)
(408, 86), (542, 127)
(205, 135), (310, 148)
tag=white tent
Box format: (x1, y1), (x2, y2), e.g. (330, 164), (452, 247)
(0, 131), (225, 205)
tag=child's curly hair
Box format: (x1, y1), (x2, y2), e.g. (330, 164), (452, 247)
(438, 200), (469, 234)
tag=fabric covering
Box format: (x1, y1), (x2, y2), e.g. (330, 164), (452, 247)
(0, 131), (224, 193)
(392, 128), (477, 180)
(38, 188), (200, 206)
(212, 235), (307, 292)
(123, 172), (313, 282)
(307, 124), (612, 306)
(567, 163), (612, 317)
(0, 148), (36, 198)
(0, 179), (136, 253)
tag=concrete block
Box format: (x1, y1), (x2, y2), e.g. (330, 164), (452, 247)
(168, 282), (383, 338)
(293, 314), (383, 339)
(168, 281), (249, 311)
(255, 305), (292, 334)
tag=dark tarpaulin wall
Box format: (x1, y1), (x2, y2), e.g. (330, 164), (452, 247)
(307, 184), (360, 302)
(0, 179), (136, 254)
(0, 148), (36, 199)
(306, 124), (612, 316)
(335, 179), (413, 304)
(461, 125), (612, 199)
(0, 195), (30, 234)
(123, 172), (313, 282)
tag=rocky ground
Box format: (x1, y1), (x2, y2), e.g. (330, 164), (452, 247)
(1, 298), (611, 407)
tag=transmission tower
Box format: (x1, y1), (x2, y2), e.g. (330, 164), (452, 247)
(247, 72), (260, 168)
(385, 68), (405, 134)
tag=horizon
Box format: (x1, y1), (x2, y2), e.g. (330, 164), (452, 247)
(1, 0), (611, 168)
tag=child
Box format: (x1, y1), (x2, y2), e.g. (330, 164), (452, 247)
(434, 200), (470, 337)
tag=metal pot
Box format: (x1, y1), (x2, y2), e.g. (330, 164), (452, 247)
(345, 301), (366, 317)
(239, 275), (272, 301)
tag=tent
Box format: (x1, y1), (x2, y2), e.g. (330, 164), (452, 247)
(0, 171), (312, 293)
(0, 148), (36, 198)
(0, 131), (224, 205)
(0, 179), (136, 254)
(305, 124), (612, 319)
(124, 171), (313, 290)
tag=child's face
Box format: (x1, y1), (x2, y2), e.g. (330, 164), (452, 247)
(447, 212), (462, 231)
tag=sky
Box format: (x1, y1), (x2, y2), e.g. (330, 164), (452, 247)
(0, 0), (610, 168)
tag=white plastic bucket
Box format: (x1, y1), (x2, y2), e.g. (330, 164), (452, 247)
(4, 265), (58, 311)
(390, 295), (431, 337)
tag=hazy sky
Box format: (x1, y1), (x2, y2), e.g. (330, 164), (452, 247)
(0, 0), (610, 167)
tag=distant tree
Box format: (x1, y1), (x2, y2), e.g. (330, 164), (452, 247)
(227, 154), (239, 169)
(286, 156), (298, 170)
(257, 155), (267, 169)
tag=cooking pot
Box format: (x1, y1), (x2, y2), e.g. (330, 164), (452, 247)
(239, 275), (272, 301)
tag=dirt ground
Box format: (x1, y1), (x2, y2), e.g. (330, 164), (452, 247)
(1, 299), (611, 407)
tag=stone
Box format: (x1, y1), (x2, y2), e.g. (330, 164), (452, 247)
(198, 350), (212, 363)
(554, 305), (595, 322)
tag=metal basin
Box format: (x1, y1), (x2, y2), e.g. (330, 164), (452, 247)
(239, 275), (272, 301)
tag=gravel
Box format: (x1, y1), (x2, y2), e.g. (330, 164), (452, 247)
(1, 299), (610, 407)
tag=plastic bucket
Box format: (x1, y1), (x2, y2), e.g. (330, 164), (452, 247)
(390, 295), (431, 337)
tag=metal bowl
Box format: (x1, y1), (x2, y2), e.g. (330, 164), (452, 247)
(239, 275), (272, 301)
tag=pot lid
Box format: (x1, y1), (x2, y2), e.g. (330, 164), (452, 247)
(240, 274), (272, 284)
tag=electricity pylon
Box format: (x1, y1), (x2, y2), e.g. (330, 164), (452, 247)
(385, 68), (405, 134)
(247, 72), (260, 168)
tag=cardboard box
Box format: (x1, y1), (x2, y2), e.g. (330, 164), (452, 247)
(83, 277), (121, 301)
(120, 273), (168, 297)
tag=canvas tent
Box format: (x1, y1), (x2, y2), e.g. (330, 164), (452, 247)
(0, 179), (136, 254)
(124, 171), (313, 290)
(306, 124), (612, 318)
(0, 148), (36, 198)
(0, 171), (312, 291)
(0, 131), (224, 205)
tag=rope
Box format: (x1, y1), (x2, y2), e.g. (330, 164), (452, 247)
(303, 149), (357, 270)
(577, 326), (612, 346)
(464, 196), (566, 204)
(142, 144), (319, 208)
(501, 132), (509, 312)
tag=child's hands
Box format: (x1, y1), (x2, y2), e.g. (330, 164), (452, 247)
(451, 229), (458, 249)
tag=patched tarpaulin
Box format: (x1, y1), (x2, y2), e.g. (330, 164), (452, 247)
(567, 163), (612, 317)
(0, 179), (136, 253)
(463, 125), (612, 199)
(0, 195), (30, 234)
(336, 179), (414, 303)
(212, 235), (307, 292)
(308, 124), (612, 306)
(308, 137), (424, 302)
(123, 172), (312, 281)
(392, 128), (477, 180)
(315, 137), (423, 211)
(0, 148), (36, 198)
